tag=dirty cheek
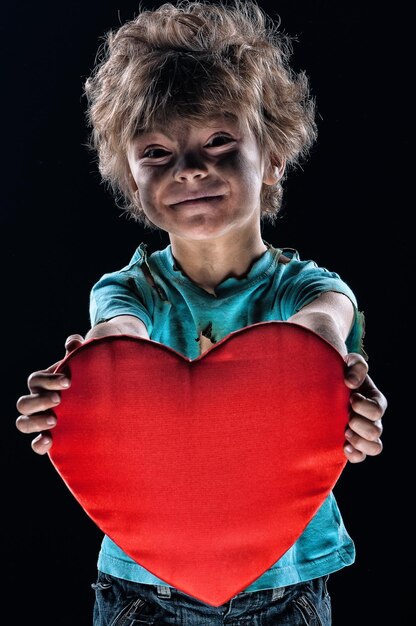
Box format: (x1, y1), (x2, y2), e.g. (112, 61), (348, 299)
(227, 147), (259, 173)
(135, 170), (165, 218)
(219, 151), (263, 198)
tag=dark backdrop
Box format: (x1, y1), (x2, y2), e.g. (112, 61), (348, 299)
(2, 1), (411, 624)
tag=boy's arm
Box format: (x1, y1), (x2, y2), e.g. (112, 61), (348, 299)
(15, 315), (149, 455)
(288, 290), (353, 356)
(16, 304), (385, 463)
(288, 291), (386, 463)
(85, 314), (149, 340)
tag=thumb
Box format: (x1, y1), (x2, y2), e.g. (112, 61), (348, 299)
(344, 352), (368, 388)
(65, 334), (85, 355)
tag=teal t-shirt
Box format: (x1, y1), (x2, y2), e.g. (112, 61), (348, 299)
(89, 242), (364, 592)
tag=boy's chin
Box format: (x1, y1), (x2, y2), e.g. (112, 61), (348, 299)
(151, 213), (219, 238)
(168, 222), (240, 242)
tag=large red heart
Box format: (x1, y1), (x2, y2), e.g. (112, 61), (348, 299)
(49, 321), (350, 606)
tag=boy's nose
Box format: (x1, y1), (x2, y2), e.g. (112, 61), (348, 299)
(174, 153), (208, 182)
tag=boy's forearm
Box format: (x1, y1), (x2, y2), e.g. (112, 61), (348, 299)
(85, 315), (149, 340)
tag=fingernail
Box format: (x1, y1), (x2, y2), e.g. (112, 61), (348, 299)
(345, 428), (353, 439)
(59, 378), (70, 388)
(347, 374), (359, 385)
(41, 436), (51, 445)
(345, 444), (354, 454)
(46, 416), (57, 425)
(51, 392), (60, 403)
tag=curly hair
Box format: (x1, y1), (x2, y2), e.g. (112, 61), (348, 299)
(84, 0), (317, 224)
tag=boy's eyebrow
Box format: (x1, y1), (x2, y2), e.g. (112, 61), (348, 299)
(134, 116), (241, 142)
(133, 127), (175, 142)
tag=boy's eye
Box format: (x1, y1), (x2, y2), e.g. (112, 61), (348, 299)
(142, 146), (171, 159)
(205, 134), (235, 148)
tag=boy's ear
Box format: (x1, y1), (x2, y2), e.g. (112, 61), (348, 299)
(263, 156), (286, 186)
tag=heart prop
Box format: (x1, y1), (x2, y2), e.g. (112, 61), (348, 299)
(49, 321), (350, 606)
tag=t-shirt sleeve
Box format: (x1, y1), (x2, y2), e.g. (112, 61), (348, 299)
(89, 268), (153, 333)
(280, 256), (366, 357)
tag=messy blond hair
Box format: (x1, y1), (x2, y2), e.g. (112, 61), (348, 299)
(84, 0), (317, 224)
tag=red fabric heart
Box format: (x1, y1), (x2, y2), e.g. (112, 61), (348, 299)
(49, 321), (349, 606)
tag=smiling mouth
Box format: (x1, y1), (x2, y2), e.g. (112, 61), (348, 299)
(170, 195), (224, 208)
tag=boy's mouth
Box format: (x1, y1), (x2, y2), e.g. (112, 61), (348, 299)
(170, 195), (224, 208)
(166, 186), (227, 207)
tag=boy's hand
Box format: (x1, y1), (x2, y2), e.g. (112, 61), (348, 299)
(15, 334), (84, 455)
(15, 316), (149, 455)
(343, 353), (386, 463)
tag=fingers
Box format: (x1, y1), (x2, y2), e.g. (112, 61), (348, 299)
(348, 411), (383, 442)
(16, 374), (69, 428)
(15, 333), (83, 457)
(16, 390), (59, 441)
(16, 370), (71, 455)
(344, 395), (384, 463)
(16, 404), (57, 431)
(27, 370), (70, 394)
(343, 442), (367, 464)
(342, 358), (387, 463)
(353, 374), (388, 416)
(31, 433), (53, 455)
(15, 410), (57, 456)
(16, 391), (61, 414)
(344, 353), (369, 389)
(345, 423), (383, 457)
(65, 334), (84, 355)
(350, 390), (385, 424)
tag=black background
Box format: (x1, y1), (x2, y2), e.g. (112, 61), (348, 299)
(2, 1), (412, 624)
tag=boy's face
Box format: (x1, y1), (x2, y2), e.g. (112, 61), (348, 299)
(126, 115), (279, 241)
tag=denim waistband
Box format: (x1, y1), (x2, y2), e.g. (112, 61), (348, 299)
(93, 572), (329, 624)
(140, 577), (325, 618)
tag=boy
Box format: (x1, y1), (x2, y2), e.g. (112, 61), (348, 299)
(16, 1), (386, 624)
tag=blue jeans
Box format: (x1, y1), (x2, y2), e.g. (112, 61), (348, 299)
(92, 572), (331, 625)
